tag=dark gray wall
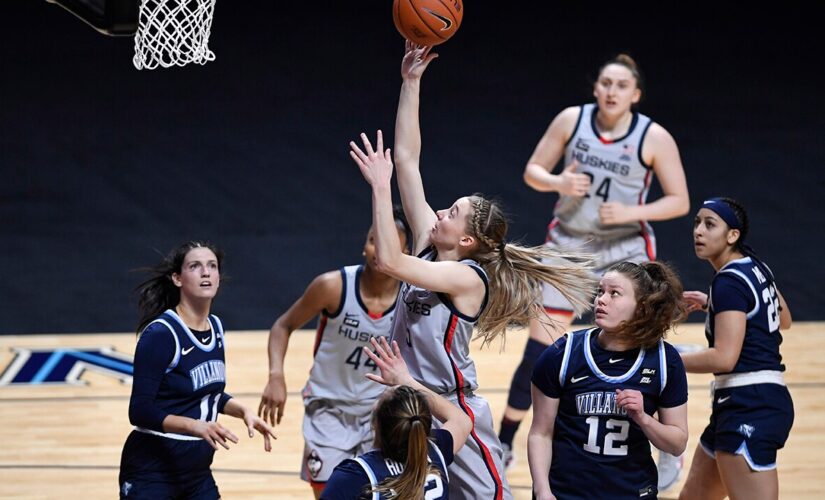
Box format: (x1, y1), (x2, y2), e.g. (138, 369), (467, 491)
(1, 2), (822, 334)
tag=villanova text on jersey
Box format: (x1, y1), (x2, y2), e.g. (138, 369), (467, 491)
(190, 360), (226, 391)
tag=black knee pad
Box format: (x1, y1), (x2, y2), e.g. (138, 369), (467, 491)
(507, 338), (549, 410)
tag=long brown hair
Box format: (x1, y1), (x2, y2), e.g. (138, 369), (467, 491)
(466, 195), (598, 346)
(606, 261), (687, 349)
(370, 385), (439, 499)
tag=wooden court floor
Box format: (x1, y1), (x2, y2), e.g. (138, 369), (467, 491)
(1, 322), (822, 499)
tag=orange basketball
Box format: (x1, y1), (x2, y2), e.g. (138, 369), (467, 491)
(392, 0), (463, 46)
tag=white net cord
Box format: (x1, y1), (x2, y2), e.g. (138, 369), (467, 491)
(133, 0), (217, 70)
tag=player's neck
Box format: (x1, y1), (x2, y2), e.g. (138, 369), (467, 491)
(175, 301), (211, 331)
(596, 329), (635, 351)
(595, 109), (633, 139)
(360, 265), (400, 300)
(710, 249), (745, 272)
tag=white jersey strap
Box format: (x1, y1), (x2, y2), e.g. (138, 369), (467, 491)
(353, 457), (380, 500)
(143, 318), (180, 372)
(558, 332), (575, 388)
(658, 340), (667, 395)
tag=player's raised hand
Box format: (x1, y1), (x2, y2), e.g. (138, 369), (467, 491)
(258, 374), (287, 426)
(243, 411), (278, 452)
(557, 160), (591, 197)
(401, 40), (438, 80)
(364, 337), (414, 387)
(350, 130), (393, 189)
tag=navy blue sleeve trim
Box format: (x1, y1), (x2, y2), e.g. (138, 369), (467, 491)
(417, 245), (435, 259)
(324, 267), (347, 318)
(563, 105), (585, 147)
(436, 263), (489, 322)
(637, 119), (654, 169)
(218, 392), (232, 413)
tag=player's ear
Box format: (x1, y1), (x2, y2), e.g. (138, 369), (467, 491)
(171, 273), (182, 287)
(726, 228), (741, 246)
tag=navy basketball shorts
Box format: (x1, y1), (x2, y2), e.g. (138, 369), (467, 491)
(699, 383), (794, 471)
(119, 431), (219, 499)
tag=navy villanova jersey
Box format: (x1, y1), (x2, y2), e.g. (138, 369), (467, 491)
(135, 309), (229, 432)
(322, 429), (453, 500)
(706, 256), (784, 374)
(532, 328), (688, 499)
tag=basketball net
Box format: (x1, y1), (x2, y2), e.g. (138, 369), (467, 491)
(133, 0), (217, 70)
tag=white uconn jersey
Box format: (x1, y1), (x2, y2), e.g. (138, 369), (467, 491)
(555, 103), (655, 239)
(392, 248), (488, 395)
(303, 265), (396, 413)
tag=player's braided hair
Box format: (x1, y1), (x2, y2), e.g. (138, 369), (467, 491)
(716, 197), (776, 286)
(134, 241), (223, 334)
(370, 385), (440, 499)
(464, 194), (598, 347)
(603, 261), (687, 349)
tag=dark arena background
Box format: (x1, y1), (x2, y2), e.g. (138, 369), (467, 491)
(1, 2), (822, 335)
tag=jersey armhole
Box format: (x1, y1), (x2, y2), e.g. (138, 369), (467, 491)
(658, 340), (667, 395)
(352, 457), (379, 500)
(145, 319), (180, 372)
(558, 332), (574, 387)
(637, 120), (654, 169)
(563, 105), (585, 147)
(324, 268), (348, 318)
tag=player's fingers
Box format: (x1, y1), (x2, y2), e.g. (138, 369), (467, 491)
(276, 405), (284, 425)
(263, 433), (272, 452)
(349, 151), (369, 172)
(378, 336), (393, 356)
(365, 373), (386, 384)
(391, 340), (402, 358)
(349, 143), (368, 162)
(360, 133), (375, 156)
(372, 337), (390, 358)
(218, 425), (239, 444)
(376, 130), (384, 152)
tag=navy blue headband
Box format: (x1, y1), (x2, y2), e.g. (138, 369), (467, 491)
(702, 198), (740, 229)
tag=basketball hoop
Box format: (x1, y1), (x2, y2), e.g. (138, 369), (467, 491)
(133, 0), (217, 70)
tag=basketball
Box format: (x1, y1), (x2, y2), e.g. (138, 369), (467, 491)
(392, 0), (463, 46)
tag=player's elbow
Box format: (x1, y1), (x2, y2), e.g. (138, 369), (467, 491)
(373, 253), (401, 276)
(670, 431), (689, 456)
(455, 412), (473, 446)
(673, 195), (690, 217)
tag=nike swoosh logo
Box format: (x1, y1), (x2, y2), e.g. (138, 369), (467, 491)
(182, 346), (195, 355)
(608, 358), (623, 364)
(201, 336), (210, 343)
(570, 375), (589, 383)
(423, 8), (452, 31)
(717, 396), (731, 404)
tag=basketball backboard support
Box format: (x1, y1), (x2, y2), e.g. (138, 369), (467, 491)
(47, 0), (138, 36)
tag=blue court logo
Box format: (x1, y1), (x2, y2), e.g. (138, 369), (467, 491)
(0, 347), (133, 385)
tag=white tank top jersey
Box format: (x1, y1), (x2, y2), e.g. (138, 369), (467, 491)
(302, 265), (396, 413)
(391, 248), (489, 395)
(554, 103), (655, 240)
